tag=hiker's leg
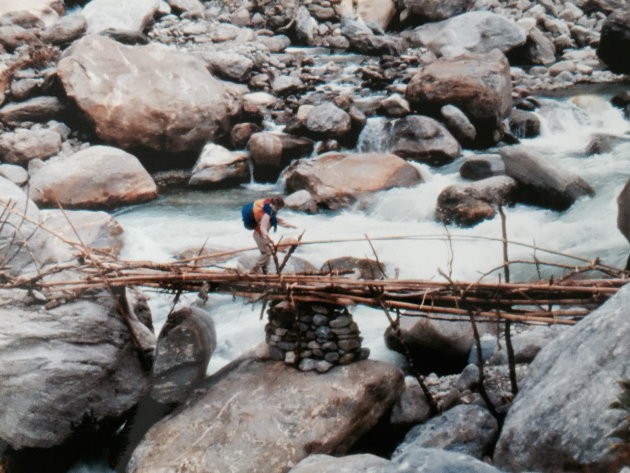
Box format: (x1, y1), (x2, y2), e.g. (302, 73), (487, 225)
(253, 231), (271, 273)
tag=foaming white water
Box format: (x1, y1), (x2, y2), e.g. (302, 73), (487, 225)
(530, 96), (630, 155)
(112, 94), (630, 393)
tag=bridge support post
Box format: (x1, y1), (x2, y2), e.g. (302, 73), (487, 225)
(265, 301), (369, 373)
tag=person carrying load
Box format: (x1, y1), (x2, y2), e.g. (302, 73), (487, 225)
(241, 197), (296, 274)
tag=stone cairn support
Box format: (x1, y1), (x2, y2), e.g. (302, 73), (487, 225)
(266, 301), (370, 373)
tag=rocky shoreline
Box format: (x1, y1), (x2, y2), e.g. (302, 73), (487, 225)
(1, 0), (630, 472)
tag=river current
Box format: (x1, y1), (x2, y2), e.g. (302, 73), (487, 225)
(67, 91), (629, 473)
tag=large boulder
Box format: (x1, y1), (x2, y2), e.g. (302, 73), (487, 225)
(389, 115), (461, 166)
(37, 208), (125, 264)
(283, 152), (423, 209)
(494, 283), (630, 472)
(596, 9), (630, 74)
(436, 176), (517, 227)
(385, 315), (496, 375)
(188, 143), (249, 187)
(617, 178), (630, 243)
(248, 132), (314, 183)
(499, 145), (594, 211)
(81, 0), (160, 34)
(405, 50), (513, 147)
(0, 288), (154, 449)
(150, 306), (216, 405)
(28, 145), (158, 209)
(0, 0), (62, 28)
(393, 404), (498, 460)
(127, 355), (404, 473)
(402, 0), (474, 23)
(57, 35), (243, 153)
(407, 11), (526, 58)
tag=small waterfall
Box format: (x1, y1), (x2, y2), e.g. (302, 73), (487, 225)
(356, 117), (392, 153)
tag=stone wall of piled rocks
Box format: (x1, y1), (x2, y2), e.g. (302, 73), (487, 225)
(266, 301), (369, 373)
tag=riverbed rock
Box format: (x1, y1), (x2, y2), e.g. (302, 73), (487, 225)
(436, 176), (517, 226)
(385, 315), (496, 375)
(39, 12), (87, 45)
(288, 453), (392, 473)
(0, 25), (39, 51)
(390, 115), (461, 166)
(150, 306), (216, 405)
(0, 288), (154, 449)
(248, 132), (314, 182)
(188, 143), (249, 187)
(81, 0), (160, 34)
(390, 376), (432, 427)
(0, 96), (65, 125)
(488, 325), (565, 365)
(168, 0), (205, 18)
(357, 0), (397, 31)
(617, 178), (630, 243)
(320, 256), (390, 280)
(0, 177), (46, 276)
(239, 252), (317, 274)
(499, 145), (595, 211)
(508, 109), (541, 139)
(513, 26), (557, 66)
(585, 133), (630, 154)
(283, 152), (423, 209)
(393, 447), (503, 473)
(0, 126), (62, 164)
(440, 104), (477, 145)
(285, 190), (318, 213)
(405, 50), (513, 147)
(402, 0), (474, 23)
(37, 208), (125, 264)
(494, 282), (630, 472)
(28, 145), (158, 209)
(459, 154), (505, 180)
(58, 35), (243, 153)
(394, 404), (498, 460)
(407, 11), (526, 58)
(127, 356), (404, 473)
(305, 103), (352, 140)
(0, 0), (62, 28)
(596, 8), (630, 74)
(198, 48), (255, 83)
(378, 94), (411, 118)
(0, 163), (28, 186)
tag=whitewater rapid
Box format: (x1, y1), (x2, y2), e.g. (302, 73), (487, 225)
(109, 94), (630, 378)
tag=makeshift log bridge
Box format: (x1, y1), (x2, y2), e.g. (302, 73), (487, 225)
(14, 258), (628, 326)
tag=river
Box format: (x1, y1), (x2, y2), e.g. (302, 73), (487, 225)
(66, 90), (630, 473)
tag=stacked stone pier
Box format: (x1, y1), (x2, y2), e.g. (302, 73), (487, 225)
(266, 301), (370, 373)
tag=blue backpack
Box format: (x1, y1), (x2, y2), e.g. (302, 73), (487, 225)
(241, 199), (278, 231)
(241, 202), (257, 230)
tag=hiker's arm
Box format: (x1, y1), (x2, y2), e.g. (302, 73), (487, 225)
(277, 216), (297, 229)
